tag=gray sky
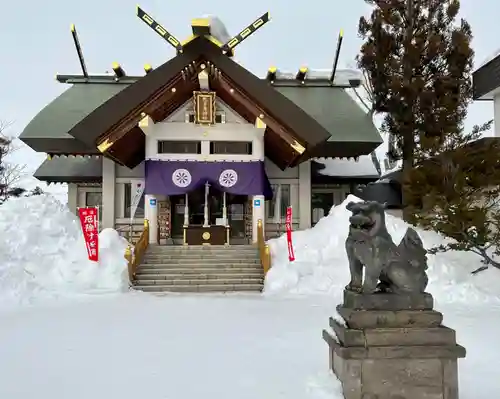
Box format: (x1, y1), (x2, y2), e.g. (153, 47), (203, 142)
(1, 0), (498, 201)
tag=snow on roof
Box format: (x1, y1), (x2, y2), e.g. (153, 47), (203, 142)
(314, 155), (379, 178)
(275, 68), (362, 86)
(476, 48), (500, 69)
(380, 159), (402, 179)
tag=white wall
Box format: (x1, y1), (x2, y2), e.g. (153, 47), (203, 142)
(494, 95), (500, 137)
(101, 157), (115, 229)
(143, 122), (264, 162)
(116, 162), (144, 178)
(166, 99), (248, 124)
(68, 184), (78, 214)
(263, 158), (302, 237)
(97, 98), (313, 239)
(298, 161), (311, 229)
(264, 158), (299, 179)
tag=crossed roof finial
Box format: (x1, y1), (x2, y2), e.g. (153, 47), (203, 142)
(136, 5), (270, 55)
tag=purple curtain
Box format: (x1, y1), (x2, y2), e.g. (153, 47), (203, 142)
(145, 160), (273, 199)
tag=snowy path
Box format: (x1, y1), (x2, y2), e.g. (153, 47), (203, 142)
(0, 294), (498, 399)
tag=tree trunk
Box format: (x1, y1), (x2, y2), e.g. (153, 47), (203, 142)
(401, 154), (414, 221)
(401, 0), (415, 222)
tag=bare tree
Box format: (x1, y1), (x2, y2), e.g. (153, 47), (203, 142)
(350, 67), (375, 118)
(0, 121), (27, 203)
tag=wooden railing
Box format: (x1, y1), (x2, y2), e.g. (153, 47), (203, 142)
(124, 219), (150, 283)
(257, 219), (271, 276)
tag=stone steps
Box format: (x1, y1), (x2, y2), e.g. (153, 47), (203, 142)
(132, 283), (263, 293)
(145, 245), (257, 253)
(143, 253), (260, 259)
(138, 264), (262, 270)
(132, 245), (264, 293)
(136, 269), (263, 276)
(135, 277), (263, 285)
(141, 258), (261, 265)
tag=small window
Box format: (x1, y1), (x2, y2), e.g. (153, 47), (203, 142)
(266, 184), (291, 220)
(186, 112), (225, 123)
(85, 192), (102, 208)
(158, 140), (201, 154)
(215, 113), (225, 123)
(85, 192), (102, 221)
(210, 141), (252, 155)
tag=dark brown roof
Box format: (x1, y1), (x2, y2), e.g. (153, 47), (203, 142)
(186, 39), (332, 149)
(66, 36), (332, 169)
(22, 36), (383, 170)
(473, 54), (500, 100)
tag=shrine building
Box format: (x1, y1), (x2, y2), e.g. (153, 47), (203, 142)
(19, 10), (382, 246)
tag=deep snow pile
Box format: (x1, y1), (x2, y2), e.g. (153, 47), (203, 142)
(265, 195), (500, 305)
(0, 195), (130, 307)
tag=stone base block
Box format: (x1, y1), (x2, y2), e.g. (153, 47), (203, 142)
(323, 329), (466, 360)
(323, 331), (465, 399)
(343, 289), (434, 310)
(330, 317), (456, 347)
(337, 305), (443, 329)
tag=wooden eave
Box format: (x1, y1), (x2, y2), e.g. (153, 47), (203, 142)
(65, 49), (202, 166)
(106, 126), (146, 169)
(187, 39), (331, 148)
(208, 72), (299, 168)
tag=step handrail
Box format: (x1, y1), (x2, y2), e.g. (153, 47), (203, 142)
(257, 219), (271, 276)
(124, 219), (149, 283)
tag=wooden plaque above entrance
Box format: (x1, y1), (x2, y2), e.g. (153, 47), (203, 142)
(193, 91), (216, 125)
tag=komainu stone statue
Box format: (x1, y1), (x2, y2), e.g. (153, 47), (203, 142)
(323, 200), (465, 399)
(345, 200), (428, 294)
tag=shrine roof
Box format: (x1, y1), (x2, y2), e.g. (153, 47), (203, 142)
(20, 83), (129, 155)
(34, 156), (102, 183)
(21, 37), (381, 169)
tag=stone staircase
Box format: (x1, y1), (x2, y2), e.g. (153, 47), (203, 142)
(132, 245), (264, 293)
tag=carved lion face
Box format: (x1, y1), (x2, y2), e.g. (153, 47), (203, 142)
(346, 201), (386, 238)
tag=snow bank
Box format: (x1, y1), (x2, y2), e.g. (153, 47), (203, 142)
(0, 195), (130, 308)
(265, 195), (500, 305)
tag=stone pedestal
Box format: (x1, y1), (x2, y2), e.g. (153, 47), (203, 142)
(323, 290), (466, 399)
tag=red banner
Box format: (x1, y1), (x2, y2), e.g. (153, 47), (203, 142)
(285, 206), (295, 262)
(78, 207), (99, 262)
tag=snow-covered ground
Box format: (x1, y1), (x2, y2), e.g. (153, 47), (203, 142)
(0, 194), (499, 398)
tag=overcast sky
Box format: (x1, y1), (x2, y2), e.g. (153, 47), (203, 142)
(1, 0), (498, 202)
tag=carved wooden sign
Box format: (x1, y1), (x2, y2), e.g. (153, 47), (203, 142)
(193, 91), (216, 125)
